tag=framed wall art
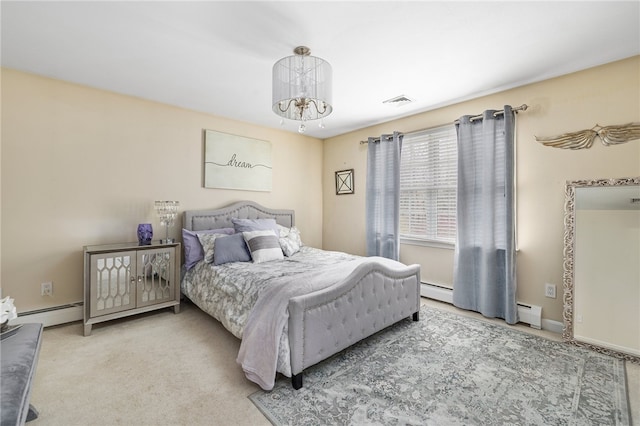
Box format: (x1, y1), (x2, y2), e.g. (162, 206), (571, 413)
(335, 169), (354, 195)
(204, 130), (272, 192)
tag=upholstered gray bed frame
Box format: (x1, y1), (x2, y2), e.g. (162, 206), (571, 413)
(183, 200), (421, 389)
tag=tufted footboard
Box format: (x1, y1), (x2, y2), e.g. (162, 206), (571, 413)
(287, 261), (420, 389)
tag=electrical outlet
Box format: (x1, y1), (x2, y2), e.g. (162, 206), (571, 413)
(544, 283), (556, 298)
(41, 282), (53, 296)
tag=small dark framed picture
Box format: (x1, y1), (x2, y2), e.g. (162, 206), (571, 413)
(335, 169), (354, 195)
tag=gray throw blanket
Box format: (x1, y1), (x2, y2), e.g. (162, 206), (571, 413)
(236, 257), (374, 390)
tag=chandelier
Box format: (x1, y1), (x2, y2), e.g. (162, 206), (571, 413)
(272, 46), (333, 133)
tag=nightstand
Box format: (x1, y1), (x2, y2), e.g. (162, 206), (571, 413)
(83, 241), (181, 336)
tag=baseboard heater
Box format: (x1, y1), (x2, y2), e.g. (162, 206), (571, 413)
(420, 282), (542, 330)
(13, 302), (84, 328)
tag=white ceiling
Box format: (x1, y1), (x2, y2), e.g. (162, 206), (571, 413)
(2, 1), (639, 139)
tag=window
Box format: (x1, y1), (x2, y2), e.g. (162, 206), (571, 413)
(399, 124), (457, 246)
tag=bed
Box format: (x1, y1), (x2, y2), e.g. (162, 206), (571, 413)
(181, 200), (420, 390)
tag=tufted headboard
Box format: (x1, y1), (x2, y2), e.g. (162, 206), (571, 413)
(182, 200), (295, 232)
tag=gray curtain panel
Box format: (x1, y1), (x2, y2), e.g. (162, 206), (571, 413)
(452, 106), (518, 324)
(365, 131), (403, 260)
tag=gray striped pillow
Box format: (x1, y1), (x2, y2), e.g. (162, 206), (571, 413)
(242, 230), (284, 263)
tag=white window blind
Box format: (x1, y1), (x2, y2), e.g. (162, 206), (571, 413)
(399, 124), (457, 245)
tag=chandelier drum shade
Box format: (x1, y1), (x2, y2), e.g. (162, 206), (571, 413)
(272, 46), (333, 133)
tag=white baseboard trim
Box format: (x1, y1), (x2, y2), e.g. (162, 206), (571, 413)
(420, 282), (557, 333)
(11, 288), (565, 335)
(542, 318), (564, 335)
(13, 303), (83, 328)
(574, 334), (640, 357)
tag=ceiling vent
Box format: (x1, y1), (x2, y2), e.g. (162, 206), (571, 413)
(382, 95), (414, 107)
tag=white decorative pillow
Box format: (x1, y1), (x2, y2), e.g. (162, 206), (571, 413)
(277, 224), (291, 238)
(278, 226), (303, 256)
(243, 230), (284, 263)
(197, 233), (224, 264)
(288, 226), (303, 246)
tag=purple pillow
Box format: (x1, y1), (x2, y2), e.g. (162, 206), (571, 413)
(231, 218), (279, 236)
(182, 228), (234, 270)
(213, 233), (252, 265)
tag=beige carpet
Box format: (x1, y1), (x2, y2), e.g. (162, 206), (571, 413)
(30, 302), (270, 426)
(29, 299), (638, 425)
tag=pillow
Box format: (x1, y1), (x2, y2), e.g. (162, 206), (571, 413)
(276, 224), (291, 238)
(243, 230), (284, 263)
(196, 233), (223, 264)
(232, 218), (280, 236)
(278, 226), (303, 256)
(212, 233), (252, 265)
(182, 228), (234, 270)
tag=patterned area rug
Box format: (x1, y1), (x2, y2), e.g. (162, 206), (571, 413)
(250, 306), (630, 425)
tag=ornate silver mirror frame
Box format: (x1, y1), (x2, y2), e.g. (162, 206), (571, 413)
(563, 176), (640, 362)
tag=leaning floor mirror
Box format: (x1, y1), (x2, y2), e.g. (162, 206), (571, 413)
(563, 177), (640, 362)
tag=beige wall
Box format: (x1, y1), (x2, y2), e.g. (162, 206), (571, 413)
(3, 57), (639, 324)
(1, 69), (324, 312)
(323, 56), (640, 323)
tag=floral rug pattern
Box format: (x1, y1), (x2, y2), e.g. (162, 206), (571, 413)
(250, 306), (630, 425)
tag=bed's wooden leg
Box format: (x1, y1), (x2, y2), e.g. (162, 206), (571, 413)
(412, 311), (419, 321)
(292, 373), (303, 390)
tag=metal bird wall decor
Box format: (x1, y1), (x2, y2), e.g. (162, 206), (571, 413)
(535, 122), (640, 150)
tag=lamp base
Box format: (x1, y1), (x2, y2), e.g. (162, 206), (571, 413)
(160, 238), (175, 244)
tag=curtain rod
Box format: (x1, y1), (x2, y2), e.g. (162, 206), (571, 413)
(360, 104), (529, 144)
(453, 104), (528, 125)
